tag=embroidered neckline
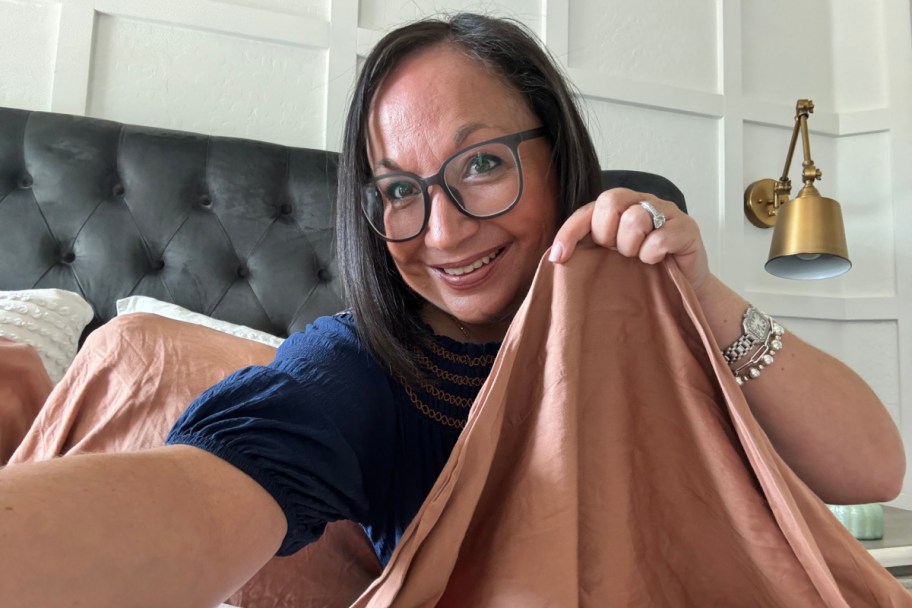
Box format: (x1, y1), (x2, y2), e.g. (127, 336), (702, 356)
(399, 333), (499, 429)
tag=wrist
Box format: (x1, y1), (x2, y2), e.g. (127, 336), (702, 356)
(722, 306), (786, 384)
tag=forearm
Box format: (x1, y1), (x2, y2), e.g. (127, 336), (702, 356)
(0, 445), (286, 608)
(695, 274), (905, 504)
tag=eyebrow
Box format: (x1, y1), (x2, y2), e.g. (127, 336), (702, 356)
(453, 122), (489, 147)
(371, 122), (492, 172)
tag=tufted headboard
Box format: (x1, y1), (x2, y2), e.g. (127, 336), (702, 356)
(0, 107), (344, 340)
(0, 107), (686, 342)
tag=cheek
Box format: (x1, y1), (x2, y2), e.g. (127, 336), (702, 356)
(523, 192), (560, 244)
(386, 242), (424, 279)
(521, 162), (561, 237)
(386, 242), (409, 263)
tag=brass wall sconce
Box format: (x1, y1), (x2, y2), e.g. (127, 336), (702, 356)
(744, 99), (851, 279)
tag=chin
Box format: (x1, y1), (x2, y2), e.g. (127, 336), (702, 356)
(457, 297), (524, 327)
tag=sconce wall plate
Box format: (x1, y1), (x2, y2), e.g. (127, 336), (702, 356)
(744, 178), (780, 228)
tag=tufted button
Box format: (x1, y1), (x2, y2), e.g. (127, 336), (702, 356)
(198, 194), (212, 207)
(237, 265), (249, 279)
(150, 259), (165, 271)
(317, 268), (331, 282)
(17, 172), (33, 189)
(112, 183), (125, 197)
(279, 203), (292, 216)
(61, 252), (76, 264)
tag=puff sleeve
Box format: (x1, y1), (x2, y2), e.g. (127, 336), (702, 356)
(165, 315), (396, 556)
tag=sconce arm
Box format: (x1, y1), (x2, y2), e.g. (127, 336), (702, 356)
(775, 99), (821, 204)
(743, 98), (831, 230)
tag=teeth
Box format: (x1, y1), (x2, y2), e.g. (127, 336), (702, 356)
(443, 249), (501, 276)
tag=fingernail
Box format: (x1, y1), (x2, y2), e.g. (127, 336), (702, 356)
(549, 242), (563, 263)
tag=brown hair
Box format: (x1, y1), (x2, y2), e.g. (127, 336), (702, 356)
(336, 13), (602, 381)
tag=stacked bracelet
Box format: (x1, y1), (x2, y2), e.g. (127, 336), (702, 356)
(722, 306), (785, 385)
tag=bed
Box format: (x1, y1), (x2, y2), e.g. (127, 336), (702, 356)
(0, 105), (687, 607)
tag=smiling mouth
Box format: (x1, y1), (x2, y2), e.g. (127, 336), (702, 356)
(442, 248), (504, 276)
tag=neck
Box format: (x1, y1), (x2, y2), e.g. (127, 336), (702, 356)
(421, 306), (509, 344)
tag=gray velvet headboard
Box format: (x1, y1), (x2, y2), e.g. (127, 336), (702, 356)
(0, 107), (344, 340)
(0, 107), (685, 341)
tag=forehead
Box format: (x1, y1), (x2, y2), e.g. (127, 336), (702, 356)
(366, 43), (538, 164)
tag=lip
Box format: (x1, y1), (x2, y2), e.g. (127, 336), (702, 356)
(433, 245), (507, 289)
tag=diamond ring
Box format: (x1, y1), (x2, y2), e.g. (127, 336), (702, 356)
(638, 200), (666, 230)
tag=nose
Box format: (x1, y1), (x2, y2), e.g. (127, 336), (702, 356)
(424, 185), (479, 248)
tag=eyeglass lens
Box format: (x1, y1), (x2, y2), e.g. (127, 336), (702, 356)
(363, 141), (521, 241)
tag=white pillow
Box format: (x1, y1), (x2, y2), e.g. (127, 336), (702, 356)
(0, 289), (95, 383)
(116, 296), (284, 348)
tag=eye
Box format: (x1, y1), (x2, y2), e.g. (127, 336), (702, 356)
(464, 153), (502, 177)
(383, 181), (417, 200)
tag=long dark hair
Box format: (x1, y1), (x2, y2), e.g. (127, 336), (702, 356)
(337, 13), (602, 382)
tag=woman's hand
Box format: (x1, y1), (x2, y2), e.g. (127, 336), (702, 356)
(549, 188), (710, 296)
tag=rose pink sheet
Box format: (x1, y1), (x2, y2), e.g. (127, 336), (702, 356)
(352, 243), (911, 607)
(6, 245), (909, 606)
(7, 314), (381, 608)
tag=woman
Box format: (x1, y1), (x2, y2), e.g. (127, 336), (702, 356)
(0, 13), (903, 607)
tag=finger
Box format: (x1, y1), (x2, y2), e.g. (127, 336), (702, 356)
(550, 189), (632, 263)
(638, 213), (700, 265)
(614, 203), (657, 257)
(549, 202), (595, 263)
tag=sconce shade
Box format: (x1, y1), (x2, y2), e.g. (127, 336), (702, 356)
(765, 184), (851, 280)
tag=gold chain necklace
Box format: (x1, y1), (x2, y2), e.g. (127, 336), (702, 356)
(452, 316), (471, 341)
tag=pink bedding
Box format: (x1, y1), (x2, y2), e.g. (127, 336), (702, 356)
(5, 314), (380, 607)
(3, 244), (908, 606)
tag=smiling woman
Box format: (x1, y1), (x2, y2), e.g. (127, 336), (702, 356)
(367, 44), (560, 344)
(337, 24), (604, 378)
(0, 11), (906, 608)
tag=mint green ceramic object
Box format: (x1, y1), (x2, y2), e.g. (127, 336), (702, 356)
(826, 503), (884, 540)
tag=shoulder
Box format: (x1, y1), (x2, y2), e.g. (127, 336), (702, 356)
(270, 311), (390, 396)
(275, 311), (364, 363)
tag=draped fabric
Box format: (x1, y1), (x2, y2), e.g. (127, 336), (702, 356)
(6, 246), (909, 606)
(352, 243), (910, 607)
(6, 314), (381, 608)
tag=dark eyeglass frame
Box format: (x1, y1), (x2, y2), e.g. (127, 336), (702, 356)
(361, 126), (548, 242)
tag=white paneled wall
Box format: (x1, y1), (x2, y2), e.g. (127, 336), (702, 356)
(88, 14), (327, 147)
(1, 0), (911, 504)
(830, 0), (888, 112)
(360, 0), (542, 34)
(0, 0), (60, 110)
(568, 0), (718, 93)
(741, 0), (836, 109)
(220, 0), (328, 20)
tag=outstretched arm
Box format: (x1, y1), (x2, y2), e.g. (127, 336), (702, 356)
(0, 445), (286, 608)
(550, 188), (905, 505)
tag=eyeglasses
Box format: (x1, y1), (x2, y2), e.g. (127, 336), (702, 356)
(361, 127), (547, 242)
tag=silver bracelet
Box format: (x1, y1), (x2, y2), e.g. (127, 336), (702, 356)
(726, 308), (785, 385)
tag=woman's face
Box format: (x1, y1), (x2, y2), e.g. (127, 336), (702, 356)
(366, 43), (560, 341)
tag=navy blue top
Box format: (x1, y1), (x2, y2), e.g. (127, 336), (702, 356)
(165, 312), (499, 566)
